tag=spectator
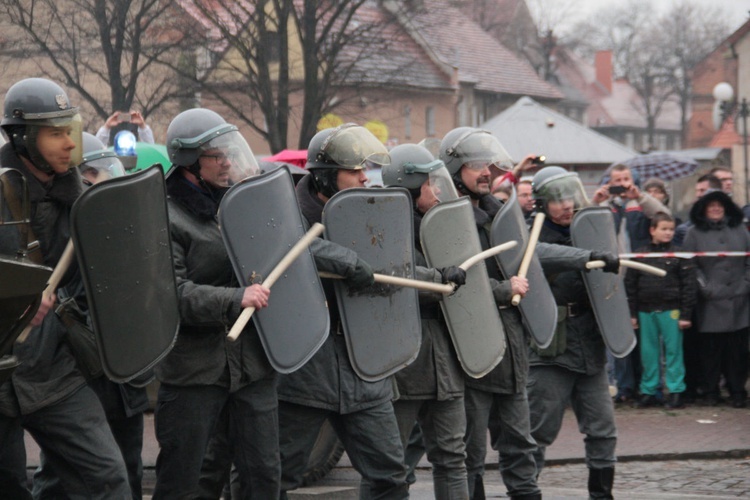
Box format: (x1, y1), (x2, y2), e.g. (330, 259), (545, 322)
(625, 212), (696, 410)
(592, 164), (671, 404)
(491, 178), (512, 202)
(96, 110), (154, 146)
(673, 174), (721, 247)
(682, 189), (749, 408)
(709, 166), (733, 197)
(516, 176), (536, 223)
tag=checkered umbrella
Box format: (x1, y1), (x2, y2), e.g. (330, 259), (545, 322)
(601, 153), (699, 184)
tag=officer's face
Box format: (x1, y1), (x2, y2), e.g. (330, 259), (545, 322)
(336, 168), (368, 191)
(198, 148), (232, 187)
(36, 126), (76, 174)
(460, 162), (492, 195)
(546, 198), (575, 226)
(517, 182), (535, 212)
(416, 180), (439, 215)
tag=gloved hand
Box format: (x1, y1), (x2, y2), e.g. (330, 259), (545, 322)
(345, 258), (375, 291)
(440, 266), (467, 288)
(589, 250), (620, 274)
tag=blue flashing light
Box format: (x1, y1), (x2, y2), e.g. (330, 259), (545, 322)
(114, 130), (137, 157)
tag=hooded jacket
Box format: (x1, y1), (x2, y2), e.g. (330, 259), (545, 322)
(682, 190), (750, 333)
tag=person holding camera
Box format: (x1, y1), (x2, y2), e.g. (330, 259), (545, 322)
(591, 164), (671, 406)
(96, 110), (154, 146)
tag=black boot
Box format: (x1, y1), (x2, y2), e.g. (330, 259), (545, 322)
(588, 466), (614, 499)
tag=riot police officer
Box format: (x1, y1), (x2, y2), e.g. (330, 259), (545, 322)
(77, 132), (126, 185)
(277, 124), (409, 499)
(529, 166), (620, 499)
(153, 108), (280, 498)
(0, 78), (130, 498)
(382, 143), (469, 498)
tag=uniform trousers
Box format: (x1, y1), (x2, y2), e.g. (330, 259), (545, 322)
(527, 364), (617, 472)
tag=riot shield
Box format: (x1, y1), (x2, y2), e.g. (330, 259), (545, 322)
(219, 167), (329, 374)
(0, 257), (51, 357)
(71, 165), (179, 383)
(570, 206), (636, 358)
(323, 188), (421, 382)
(491, 188), (557, 348)
(420, 197), (505, 378)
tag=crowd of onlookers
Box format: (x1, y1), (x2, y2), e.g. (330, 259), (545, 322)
(492, 164), (750, 410)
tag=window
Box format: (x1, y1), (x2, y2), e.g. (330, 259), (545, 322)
(404, 105), (412, 140)
(425, 106), (435, 137)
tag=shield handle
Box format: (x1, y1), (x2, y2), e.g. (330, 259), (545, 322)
(227, 223), (325, 341)
(511, 212), (546, 306)
(586, 259), (666, 277)
(16, 239), (75, 344)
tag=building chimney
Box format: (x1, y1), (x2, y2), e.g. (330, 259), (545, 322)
(595, 50), (613, 94)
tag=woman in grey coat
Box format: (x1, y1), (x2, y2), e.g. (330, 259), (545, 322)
(682, 189), (750, 408)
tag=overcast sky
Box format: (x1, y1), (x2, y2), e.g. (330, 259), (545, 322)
(532, 0), (750, 35)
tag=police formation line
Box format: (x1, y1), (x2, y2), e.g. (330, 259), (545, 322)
(3, 77), (675, 500)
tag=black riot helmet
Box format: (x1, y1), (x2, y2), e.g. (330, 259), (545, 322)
(382, 143), (458, 208)
(439, 127), (513, 198)
(77, 132), (125, 185)
(306, 123), (390, 198)
(166, 108), (259, 186)
(1, 78), (83, 173)
(531, 166), (589, 215)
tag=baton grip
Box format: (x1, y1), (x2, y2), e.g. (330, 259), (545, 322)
(511, 212), (545, 307)
(586, 259), (667, 277)
(318, 272), (455, 294)
(227, 223), (325, 341)
(17, 239), (75, 344)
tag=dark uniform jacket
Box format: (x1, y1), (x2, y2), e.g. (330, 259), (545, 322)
(529, 220), (607, 376)
(156, 171), (273, 390)
(625, 241), (696, 321)
(0, 143), (87, 416)
(394, 211), (464, 401)
(276, 175), (393, 414)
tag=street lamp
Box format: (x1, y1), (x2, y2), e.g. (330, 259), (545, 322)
(713, 82), (750, 203)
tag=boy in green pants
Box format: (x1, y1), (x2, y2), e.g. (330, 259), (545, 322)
(625, 212), (697, 409)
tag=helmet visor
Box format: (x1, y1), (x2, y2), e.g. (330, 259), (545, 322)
(428, 167), (459, 203)
(451, 131), (513, 172)
(536, 174), (590, 211)
(322, 125), (390, 169)
(198, 129), (260, 184)
(80, 153), (125, 184)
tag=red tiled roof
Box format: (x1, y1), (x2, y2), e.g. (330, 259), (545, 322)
(406, 0), (562, 99)
(709, 115), (742, 148)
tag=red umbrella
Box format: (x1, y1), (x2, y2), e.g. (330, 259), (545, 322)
(265, 149), (308, 168)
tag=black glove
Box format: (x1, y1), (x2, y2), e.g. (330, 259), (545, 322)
(345, 258), (375, 291)
(440, 266), (467, 288)
(589, 250), (620, 274)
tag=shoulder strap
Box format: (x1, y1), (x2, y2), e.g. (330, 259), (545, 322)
(2, 178), (43, 264)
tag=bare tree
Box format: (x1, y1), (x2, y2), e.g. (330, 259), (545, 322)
(170, 0), (422, 152)
(0, 0), (192, 126)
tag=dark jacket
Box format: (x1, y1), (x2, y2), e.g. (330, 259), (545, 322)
(394, 211), (464, 401)
(682, 190), (750, 333)
(625, 241), (696, 321)
(529, 220), (608, 376)
(276, 175), (393, 414)
(0, 143), (87, 416)
(605, 192), (670, 251)
(155, 170), (273, 389)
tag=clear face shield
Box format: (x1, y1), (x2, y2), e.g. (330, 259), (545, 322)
(537, 174), (589, 225)
(404, 159), (459, 203)
(322, 124), (390, 169)
(197, 126), (260, 185)
(450, 130), (514, 172)
(79, 152), (126, 185)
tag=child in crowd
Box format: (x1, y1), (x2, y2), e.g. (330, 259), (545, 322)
(625, 212), (696, 409)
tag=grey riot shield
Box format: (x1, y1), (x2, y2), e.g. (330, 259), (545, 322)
(420, 197), (505, 378)
(323, 188), (421, 382)
(570, 206), (636, 358)
(491, 188), (557, 349)
(71, 165), (179, 383)
(0, 257), (51, 358)
(219, 167), (329, 374)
